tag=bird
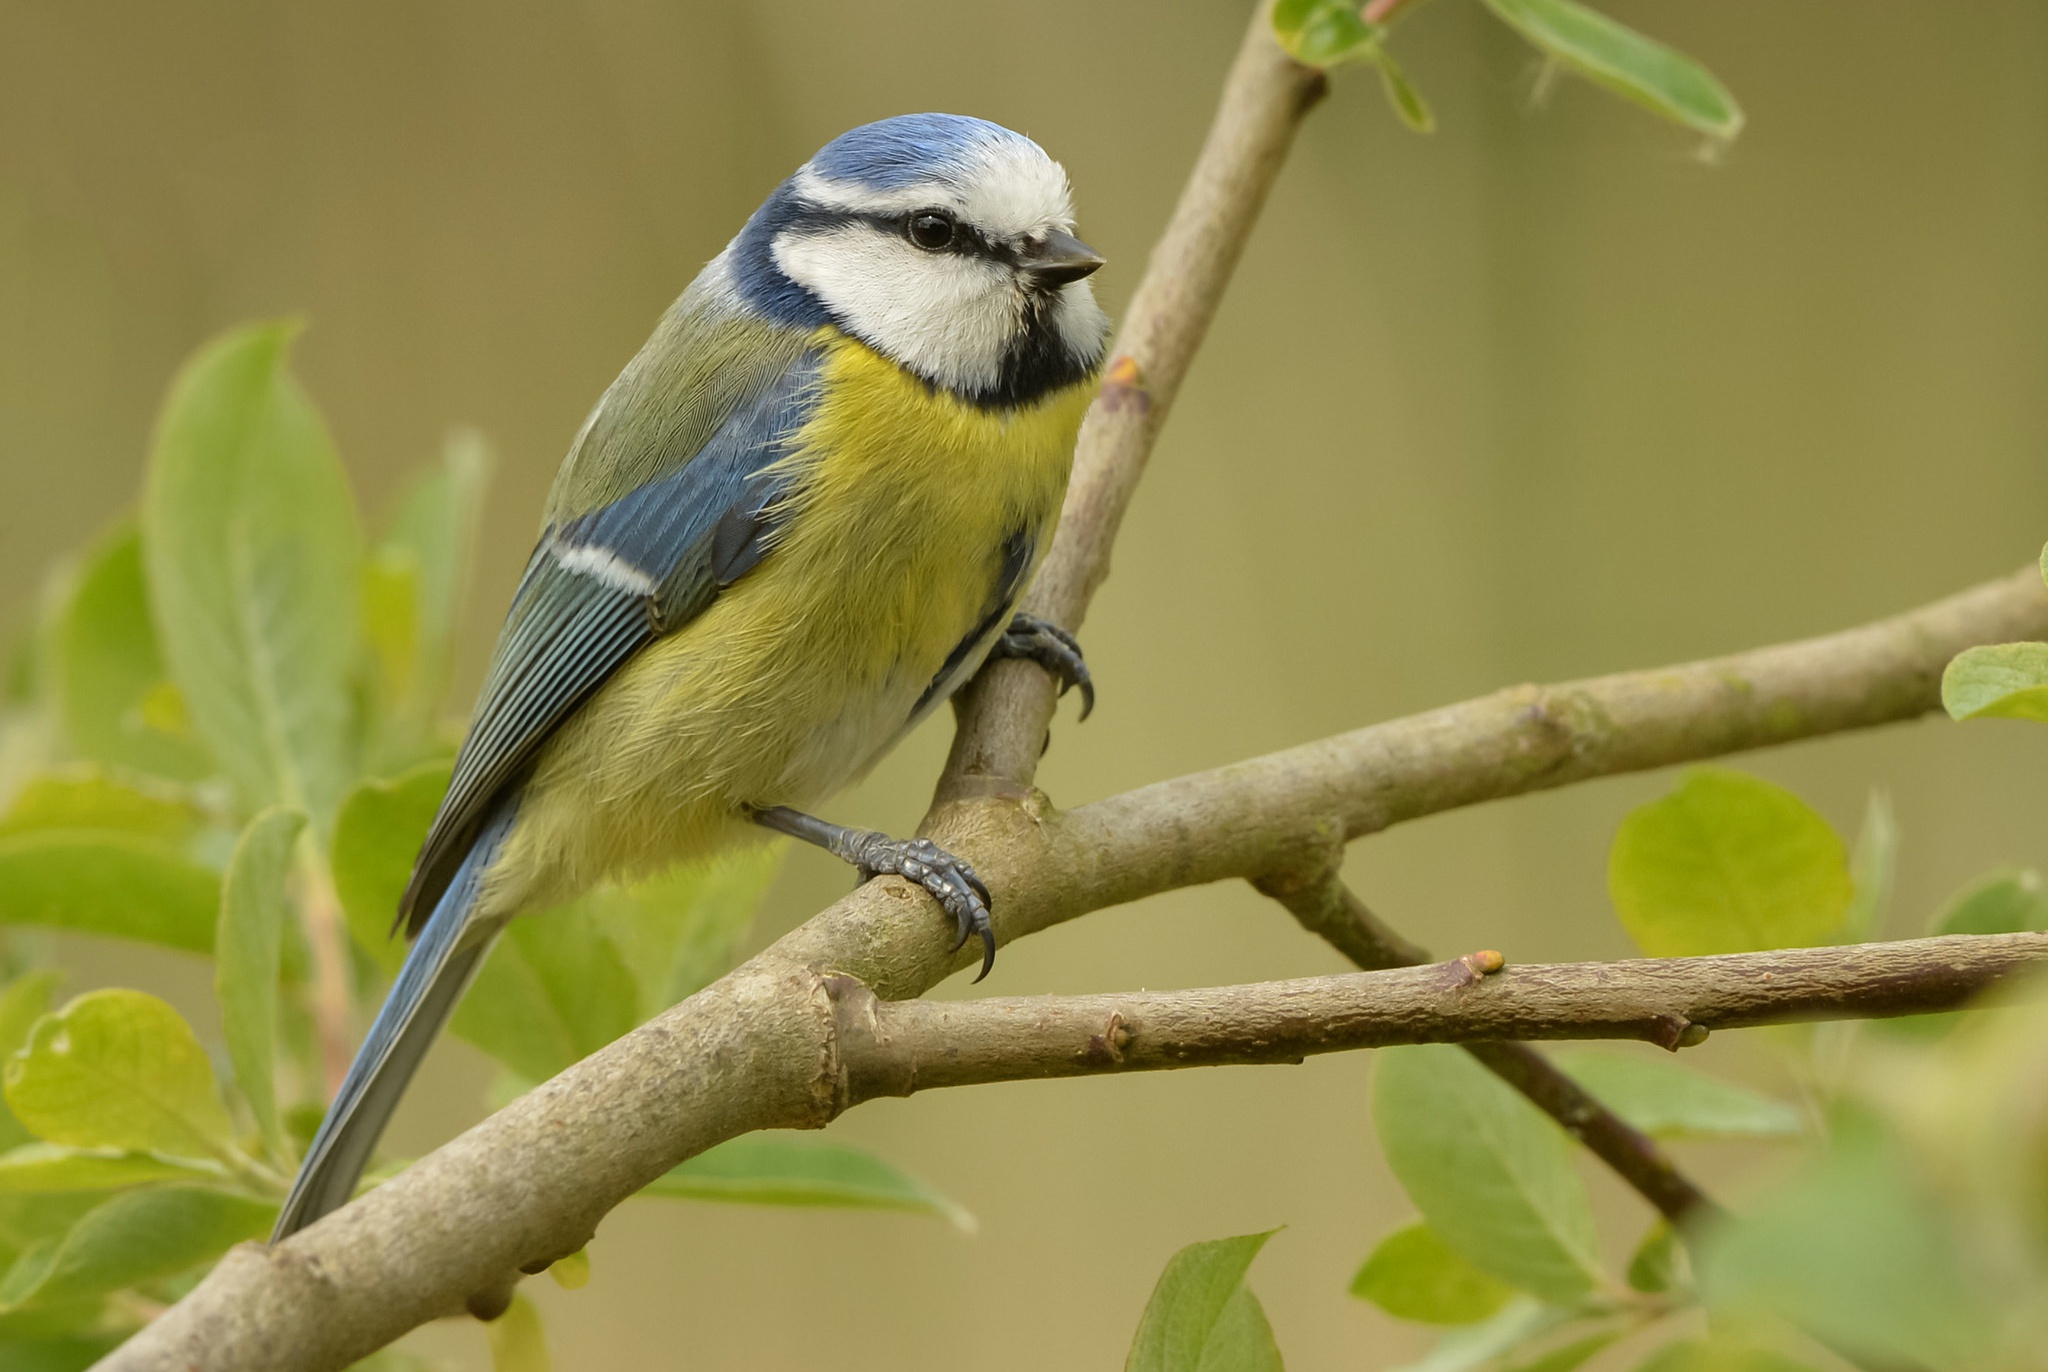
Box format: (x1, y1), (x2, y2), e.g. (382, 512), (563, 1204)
(270, 113), (1109, 1241)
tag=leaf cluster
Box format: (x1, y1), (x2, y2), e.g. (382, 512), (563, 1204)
(0, 325), (972, 1371)
(1270, 0), (1742, 145)
(1123, 664), (2048, 1370)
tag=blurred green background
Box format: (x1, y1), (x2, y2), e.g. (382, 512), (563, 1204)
(3, 0), (2047, 1367)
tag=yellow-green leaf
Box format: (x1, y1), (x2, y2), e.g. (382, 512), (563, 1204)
(142, 322), (363, 826)
(0, 975), (62, 1152)
(485, 1292), (551, 1372)
(215, 807), (306, 1164)
(1374, 48), (1435, 132)
(331, 763), (450, 976)
(0, 1142), (224, 1194)
(451, 907), (638, 1083)
(52, 525), (212, 783)
(1374, 1045), (1601, 1303)
(0, 1185), (272, 1312)
(0, 832), (220, 953)
(1125, 1230), (1284, 1372)
(584, 847), (781, 1019)
(1478, 0), (1742, 140)
(1551, 1051), (1802, 1140)
(1351, 1221), (1515, 1324)
(3, 990), (233, 1162)
(0, 770), (198, 844)
(1942, 642), (2048, 723)
(1608, 768), (1852, 957)
(546, 1247), (590, 1290)
(1933, 868), (2048, 936)
(640, 1135), (973, 1230)
(1270, 0), (1381, 68)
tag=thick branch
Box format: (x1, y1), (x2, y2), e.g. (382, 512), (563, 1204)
(937, 5), (1327, 801)
(1035, 565), (2048, 926)
(104, 562), (2048, 1372)
(1258, 869), (1716, 1224)
(827, 935), (2047, 1097)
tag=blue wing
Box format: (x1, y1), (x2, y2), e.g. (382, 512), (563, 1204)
(397, 350), (820, 934)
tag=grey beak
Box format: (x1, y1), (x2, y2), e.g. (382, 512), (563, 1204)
(1022, 229), (1105, 288)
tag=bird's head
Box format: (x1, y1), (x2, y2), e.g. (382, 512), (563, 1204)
(726, 113), (1110, 408)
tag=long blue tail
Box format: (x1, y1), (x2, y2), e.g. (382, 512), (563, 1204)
(271, 803), (517, 1241)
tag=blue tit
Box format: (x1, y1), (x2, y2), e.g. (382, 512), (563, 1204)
(272, 113), (1110, 1240)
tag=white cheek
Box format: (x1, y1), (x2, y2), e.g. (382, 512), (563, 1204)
(774, 225), (1019, 394)
(1049, 279), (1110, 368)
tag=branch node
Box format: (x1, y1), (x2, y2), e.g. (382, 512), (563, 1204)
(464, 1275), (517, 1323)
(1447, 949), (1506, 988)
(1100, 354), (1151, 414)
(1650, 1014), (1702, 1052)
(1086, 1012), (1132, 1065)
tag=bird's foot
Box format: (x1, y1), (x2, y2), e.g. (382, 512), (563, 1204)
(989, 613), (1094, 719)
(750, 806), (999, 981)
(832, 830), (996, 981)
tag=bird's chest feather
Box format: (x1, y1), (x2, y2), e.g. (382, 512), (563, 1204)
(583, 330), (1092, 809)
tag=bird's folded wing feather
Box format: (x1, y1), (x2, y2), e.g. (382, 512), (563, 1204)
(399, 321), (821, 934)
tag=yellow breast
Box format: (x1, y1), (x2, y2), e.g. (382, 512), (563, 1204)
(485, 328), (1095, 911)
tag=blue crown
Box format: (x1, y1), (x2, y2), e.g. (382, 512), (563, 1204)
(808, 113), (1037, 191)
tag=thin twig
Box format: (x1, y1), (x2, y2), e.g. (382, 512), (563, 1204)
(937, 3), (1327, 802)
(823, 934), (2045, 1096)
(1258, 867), (1717, 1225)
(294, 841), (354, 1101)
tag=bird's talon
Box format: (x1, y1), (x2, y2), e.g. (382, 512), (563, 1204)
(991, 614), (1095, 719)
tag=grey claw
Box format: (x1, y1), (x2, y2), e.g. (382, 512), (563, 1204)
(839, 832), (996, 976)
(993, 615), (1095, 720)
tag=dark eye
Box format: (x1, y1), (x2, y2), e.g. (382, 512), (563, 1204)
(906, 210), (956, 250)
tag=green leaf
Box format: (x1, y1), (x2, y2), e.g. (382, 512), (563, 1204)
(0, 1143), (224, 1193)
(1476, 0), (1742, 140)
(585, 848), (782, 1018)
(1633, 1339), (1819, 1372)
(1625, 1220), (1680, 1294)
(142, 321), (363, 826)
(1608, 768), (1853, 957)
(1698, 1126), (1991, 1369)
(1388, 1299), (1573, 1372)
(0, 1185), (272, 1311)
(1373, 1045), (1601, 1302)
(547, 1247), (590, 1290)
(641, 1135), (974, 1230)
(1550, 1051), (1802, 1140)
(1196, 1287), (1284, 1372)
(215, 807), (306, 1164)
(0, 771), (198, 844)
(1350, 1222), (1515, 1324)
(1270, 0), (1381, 68)
(1374, 48), (1436, 132)
(364, 429), (491, 769)
(331, 763), (450, 975)
(1941, 642), (2048, 722)
(0, 1335), (117, 1372)
(484, 1291), (551, 1372)
(1933, 867), (2048, 936)
(1503, 1332), (1621, 1372)
(450, 906), (638, 1082)
(1841, 789), (1896, 942)
(0, 976), (62, 1152)
(1125, 1229), (1283, 1372)
(4, 990), (233, 1162)
(0, 832), (220, 953)
(52, 525), (212, 783)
